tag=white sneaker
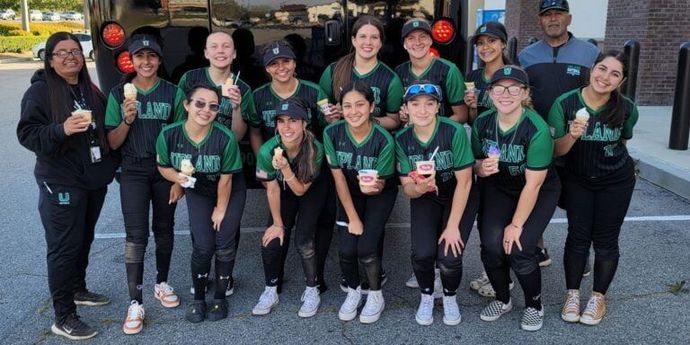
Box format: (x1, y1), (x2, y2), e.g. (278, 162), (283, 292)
(122, 300), (145, 335)
(405, 273), (419, 288)
(154, 282), (180, 308)
(298, 286), (320, 318)
(252, 286), (279, 316)
(415, 294), (434, 325)
(469, 271), (490, 291)
(442, 295), (462, 326)
(359, 290), (384, 324)
(338, 287), (362, 321)
(477, 280), (515, 298)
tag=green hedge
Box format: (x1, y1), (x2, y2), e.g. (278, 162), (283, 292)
(0, 36), (48, 53)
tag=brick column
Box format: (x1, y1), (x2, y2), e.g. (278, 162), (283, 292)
(504, 0), (543, 52)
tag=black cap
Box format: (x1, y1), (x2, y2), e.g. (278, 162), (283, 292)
(539, 0), (570, 15)
(129, 35), (162, 56)
(273, 99), (309, 122)
(401, 18), (432, 42)
(490, 66), (529, 85)
(263, 42), (296, 67)
(471, 21), (508, 45)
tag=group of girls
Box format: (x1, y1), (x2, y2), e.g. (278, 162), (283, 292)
(19, 14), (638, 341)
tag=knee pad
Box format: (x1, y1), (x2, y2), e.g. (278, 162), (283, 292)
(509, 251), (539, 276)
(297, 241), (316, 260)
(358, 253), (377, 266)
(215, 247), (236, 263)
(124, 241), (146, 264)
(438, 256), (462, 275)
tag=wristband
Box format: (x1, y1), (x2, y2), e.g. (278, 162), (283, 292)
(283, 173), (295, 182)
(123, 118), (134, 126)
(271, 224), (285, 230)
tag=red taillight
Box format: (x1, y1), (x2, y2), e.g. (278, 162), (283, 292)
(116, 51), (134, 73)
(102, 23), (126, 47)
(431, 19), (455, 44)
(429, 47), (440, 58)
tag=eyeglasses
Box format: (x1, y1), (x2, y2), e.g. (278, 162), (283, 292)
(190, 99), (220, 112)
(404, 84), (442, 100)
(52, 49), (83, 59)
(489, 85), (525, 96)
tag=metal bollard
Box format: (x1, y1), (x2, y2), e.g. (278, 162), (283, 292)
(623, 40), (640, 101)
(669, 42), (690, 150)
(507, 37), (518, 65)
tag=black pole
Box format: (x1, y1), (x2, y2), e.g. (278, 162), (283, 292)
(623, 40), (640, 101)
(507, 37), (518, 64)
(669, 42), (690, 150)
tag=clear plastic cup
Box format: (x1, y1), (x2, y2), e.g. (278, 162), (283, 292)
(358, 169), (378, 186)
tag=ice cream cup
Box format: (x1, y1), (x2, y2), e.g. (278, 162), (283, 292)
(317, 99), (331, 116)
(72, 109), (92, 123)
(415, 160), (435, 177)
(358, 169), (378, 186)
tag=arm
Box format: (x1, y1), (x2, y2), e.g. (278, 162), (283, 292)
(553, 123), (585, 157)
(438, 167), (472, 256)
(400, 175), (435, 199)
(503, 169), (547, 254)
(249, 127), (263, 155)
(378, 113), (401, 131)
(17, 97), (80, 155)
(280, 163), (313, 196)
(331, 168), (363, 235)
(449, 104), (469, 124)
(261, 179), (287, 246)
(157, 166), (187, 185)
(212, 173), (233, 231)
(106, 98), (138, 150)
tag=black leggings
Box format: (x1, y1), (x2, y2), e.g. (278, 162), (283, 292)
(120, 157), (177, 303)
(562, 159), (635, 294)
(478, 176), (559, 309)
(187, 174), (246, 300)
(338, 186), (397, 291)
(38, 182), (107, 322)
(411, 183), (479, 296)
(262, 175), (328, 288)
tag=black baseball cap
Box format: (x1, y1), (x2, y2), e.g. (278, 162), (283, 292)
(401, 18), (432, 42)
(263, 42), (296, 67)
(471, 21), (508, 45)
(490, 66), (529, 85)
(129, 35), (162, 56)
(273, 99), (309, 122)
(539, 0), (570, 15)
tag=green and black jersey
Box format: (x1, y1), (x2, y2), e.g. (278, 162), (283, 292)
(105, 79), (186, 160)
(156, 121), (242, 197)
(396, 117), (474, 200)
(255, 135), (324, 183)
(395, 58), (466, 118)
(472, 108), (554, 192)
(319, 62), (404, 118)
(323, 120), (396, 197)
(249, 80), (327, 142)
(178, 67), (256, 131)
(466, 68), (495, 119)
(548, 88), (639, 178)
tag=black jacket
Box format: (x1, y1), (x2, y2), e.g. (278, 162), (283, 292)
(17, 70), (117, 190)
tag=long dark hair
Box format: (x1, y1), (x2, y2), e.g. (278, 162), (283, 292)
(283, 99), (318, 183)
(338, 80), (375, 124)
(331, 15), (385, 101)
(44, 32), (108, 153)
(590, 50), (629, 128)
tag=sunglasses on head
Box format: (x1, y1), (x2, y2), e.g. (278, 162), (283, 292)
(404, 84), (442, 100)
(190, 98), (220, 112)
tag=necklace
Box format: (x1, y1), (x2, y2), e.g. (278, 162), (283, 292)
(494, 109), (524, 154)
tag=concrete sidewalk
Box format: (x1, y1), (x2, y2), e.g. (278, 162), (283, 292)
(629, 106), (690, 200)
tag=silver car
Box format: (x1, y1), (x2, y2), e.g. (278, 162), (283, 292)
(32, 33), (94, 61)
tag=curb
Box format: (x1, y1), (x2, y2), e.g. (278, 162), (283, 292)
(630, 147), (690, 201)
(0, 57), (35, 64)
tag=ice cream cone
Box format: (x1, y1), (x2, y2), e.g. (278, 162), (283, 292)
(123, 83), (137, 101)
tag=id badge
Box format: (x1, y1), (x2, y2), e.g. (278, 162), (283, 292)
(90, 146), (102, 163)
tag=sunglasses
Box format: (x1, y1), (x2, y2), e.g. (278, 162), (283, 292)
(404, 84), (442, 100)
(190, 98), (220, 112)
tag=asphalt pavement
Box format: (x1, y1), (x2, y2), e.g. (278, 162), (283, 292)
(0, 62), (688, 345)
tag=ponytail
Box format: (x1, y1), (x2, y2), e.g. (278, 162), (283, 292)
(332, 52), (356, 102)
(293, 129), (317, 184)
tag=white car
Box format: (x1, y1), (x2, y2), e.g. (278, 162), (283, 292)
(42, 12), (60, 21)
(30, 10), (42, 21)
(0, 9), (16, 20)
(33, 33), (94, 61)
(61, 11), (83, 21)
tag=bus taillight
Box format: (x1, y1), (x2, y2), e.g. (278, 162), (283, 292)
(429, 47), (440, 58)
(116, 51), (134, 73)
(431, 19), (455, 44)
(102, 23), (126, 48)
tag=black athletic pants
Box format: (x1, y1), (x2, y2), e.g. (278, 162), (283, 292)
(478, 176), (560, 309)
(38, 182), (107, 323)
(120, 157), (177, 303)
(562, 159), (635, 294)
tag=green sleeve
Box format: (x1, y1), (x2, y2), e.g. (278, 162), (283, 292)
(173, 87), (187, 123)
(621, 103), (639, 140)
(547, 101), (567, 139)
(452, 127), (475, 169)
(319, 65), (335, 103)
(221, 135), (242, 173)
(526, 126), (554, 170)
(255, 142), (277, 181)
(395, 135), (411, 175)
(471, 123), (484, 159)
(314, 140), (324, 174)
(446, 64), (466, 106)
(386, 75), (404, 113)
(241, 87), (256, 123)
(105, 92), (122, 128)
(376, 130), (396, 178)
(155, 131), (171, 167)
(322, 128), (339, 168)
(245, 90), (262, 128)
(177, 72), (189, 93)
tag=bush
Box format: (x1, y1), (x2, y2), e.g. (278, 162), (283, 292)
(0, 36), (47, 53)
(0, 22), (86, 37)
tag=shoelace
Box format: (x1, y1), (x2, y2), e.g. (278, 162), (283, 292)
(419, 295), (434, 313)
(302, 288), (319, 309)
(363, 293), (382, 313)
(159, 283), (174, 295)
(564, 292), (579, 311)
(259, 288), (275, 307)
(585, 295), (603, 313)
(128, 303), (144, 319)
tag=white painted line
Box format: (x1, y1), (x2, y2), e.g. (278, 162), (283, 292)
(94, 215), (690, 240)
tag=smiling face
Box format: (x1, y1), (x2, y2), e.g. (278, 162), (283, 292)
(204, 32), (236, 69)
(341, 89), (374, 129)
(352, 24), (383, 61)
(589, 56), (625, 95)
(407, 94), (439, 128)
(49, 39), (84, 82)
(276, 115), (306, 146)
(132, 49), (160, 79)
(538, 9), (572, 41)
(475, 35), (506, 64)
(184, 88), (220, 127)
(403, 30), (432, 60)
(489, 79), (528, 115)
(266, 57), (296, 83)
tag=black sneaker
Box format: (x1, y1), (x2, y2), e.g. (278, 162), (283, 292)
(206, 299), (228, 321)
(51, 313), (98, 340)
(537, 248), (552, 267)
(186, 300), (207, 323)
(74, 290), (110, 306)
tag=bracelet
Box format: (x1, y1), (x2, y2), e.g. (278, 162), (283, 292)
(271, 224), (284, 230)
(123, 118), (134, 126)
(509, 223), (523, 230)
(283, 173), (295, 182)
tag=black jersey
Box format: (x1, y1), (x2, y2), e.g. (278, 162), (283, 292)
(255, 135), (324, 183)
(156, 122), (242, 197)
(548, 88), (639, 178)
(396, 117), (474, 200)
(472, 108), (554, 192)
(466, 68), (495, 118)
(323, 120), (396, 197)
(178, 67), (256, 131)
(249, 80), (327, 142)
(105, 79), (185, 160)
(395, 58), (466, 118)
(319, 62), (404, 117)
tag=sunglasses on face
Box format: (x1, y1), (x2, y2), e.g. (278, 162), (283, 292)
(489, 85), (526, 96)
(52, 49), (83, 59)
(404, 84), (442, 100)
(190, 98), (220, 112)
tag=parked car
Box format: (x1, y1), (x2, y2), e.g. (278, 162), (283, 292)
(42, 12), (60, 21)
(61, 11), (83, 21)
(33, 32), (93, 61)
(0, 9), (16, 20)
(29, 10), (42, 21)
